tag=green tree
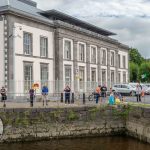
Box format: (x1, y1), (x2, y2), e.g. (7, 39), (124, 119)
(129, 62), (139, 82)
(139, 61), (150, 82)
(129, 48), (144, 65)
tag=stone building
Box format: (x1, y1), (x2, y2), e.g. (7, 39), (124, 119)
(0, 0), (129, 95)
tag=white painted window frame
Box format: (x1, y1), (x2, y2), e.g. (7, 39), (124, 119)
(63, 38), (73, 60)
(101, 48), (107, 66)
(90, 45), (97, 64)
(110, 50), (115, 67)
(77, 41), (86, 62)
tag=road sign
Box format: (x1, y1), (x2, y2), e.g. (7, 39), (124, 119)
(32, 83), (39, 90)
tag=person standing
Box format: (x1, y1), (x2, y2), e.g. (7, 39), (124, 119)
(42, 85), (49, 106)
(0, 87), (7, 102)
(109, 92), (115, 105)
(101, 84), (107, 98)
(29, 88), (34, 107)
(64, 85), (71, 104)
(136, 83), (142, 102)
(95, 85), (101, 104)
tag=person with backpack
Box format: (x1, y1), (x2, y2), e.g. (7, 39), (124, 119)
(42, 85), (49, 106)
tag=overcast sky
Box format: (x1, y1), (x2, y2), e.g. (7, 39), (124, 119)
(34, 0), (150, 58)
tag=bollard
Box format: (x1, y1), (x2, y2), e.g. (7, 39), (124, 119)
(83, 93), (85, 104)
(71, 92), (74, 104)
(61, 93), (63, 103)
(3, 100), (6, 108)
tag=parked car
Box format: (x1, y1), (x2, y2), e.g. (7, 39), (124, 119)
(141, 84), (149, 92)
(144, 83), (150, 88)
(129, 83), (148, 94)
(145, 87), (150, 95)
(112, 84), (136, 96)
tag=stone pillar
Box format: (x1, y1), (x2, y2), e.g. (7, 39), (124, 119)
(107, 49), (111, 89)
(97, 46), (101, 84)
(86, 43), (90, 92)
(86, 44), (90, 81)
(115, 50), (119, 84)
(55, 35), (63, 92)
(73, 40), (78, 92)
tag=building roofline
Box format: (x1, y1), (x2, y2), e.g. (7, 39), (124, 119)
(0, 6), (54, 27)
(40, 9), (116, 36)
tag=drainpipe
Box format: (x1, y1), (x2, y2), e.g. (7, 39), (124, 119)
(1, 15), (5, 87)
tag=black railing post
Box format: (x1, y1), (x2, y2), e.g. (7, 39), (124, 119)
(71, 92), (74, 104)
(3, 100), (6, 108)
(61, 93), (63, 103)
(83, 93), (85, 104)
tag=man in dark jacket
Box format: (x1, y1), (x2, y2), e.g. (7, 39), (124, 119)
(29, 88), (34, 107)
(101, 84), (107, 98)
(64, 85), (71, 104)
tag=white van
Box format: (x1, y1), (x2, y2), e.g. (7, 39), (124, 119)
(112, 84), (136, 96)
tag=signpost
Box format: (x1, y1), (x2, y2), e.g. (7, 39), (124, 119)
(32, 83), (39, 102)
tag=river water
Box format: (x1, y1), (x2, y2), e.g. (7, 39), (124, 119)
(0, 136), (150, 150)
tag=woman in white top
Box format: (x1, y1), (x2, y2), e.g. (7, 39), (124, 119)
(136, 83), (142, 102)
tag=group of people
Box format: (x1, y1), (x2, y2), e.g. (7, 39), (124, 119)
(109, 92), (123, 105)
(95, 84), (107, 104)
(0, 81), (145, 107)
(29, 85), (49, 107)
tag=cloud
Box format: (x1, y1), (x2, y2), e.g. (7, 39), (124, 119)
(34, 0), (150, 58)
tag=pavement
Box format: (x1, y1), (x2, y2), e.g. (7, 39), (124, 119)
(0, 95), (149, 109)
(126, 95), (150, 104)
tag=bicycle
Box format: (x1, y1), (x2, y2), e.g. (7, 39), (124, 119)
(88, 92), (96, 101)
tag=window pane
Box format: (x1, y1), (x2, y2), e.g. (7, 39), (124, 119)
(41, 64), (48, 87)
(102, 69), (106, 85)
(123, 72), (126, 83)
(91, 68), (96, 81)
(123, 56), (126, 68)
(23, 32), (32, 55)
(79, 43), (85, 61)
(40, 37), (48, 57)
(102, 50), (106, 65)
(118, 72), (121, 83)
(118, 54), (120, 68)
(91, 47), (96, 63)
(24, 63), (33, 92)
(64, 40), (71, 60)
(65, 65), (72, 86)
(111, 71), (115, 87)
(111, 51), (115, 66)
(79, 67), (84, 90)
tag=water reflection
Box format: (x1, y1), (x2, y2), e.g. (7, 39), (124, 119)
(0, 136), (150, 150)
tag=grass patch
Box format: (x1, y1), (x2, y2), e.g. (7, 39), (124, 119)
(128, 102), (150, 108)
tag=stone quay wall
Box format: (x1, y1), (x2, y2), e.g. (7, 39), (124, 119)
(0, 106), (126, 142)
(0, 105), (150, 144)
(126, 106), (150, 143)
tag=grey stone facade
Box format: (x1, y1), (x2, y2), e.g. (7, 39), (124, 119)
(0, 0), (129, 93)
